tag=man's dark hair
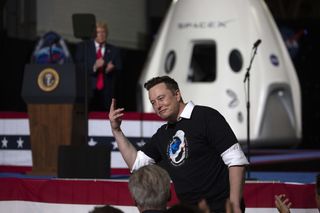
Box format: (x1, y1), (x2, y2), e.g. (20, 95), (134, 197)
(144, 76), (179, 92)
(165, 203), (202, 213)
(89, 205), (124, 213)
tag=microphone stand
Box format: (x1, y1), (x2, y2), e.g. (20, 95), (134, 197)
(49, 37), (60, 63)
(243, 42), (260, 179)
(49, 43), (53, 63)
(84, 40), (89, 145)
(79, 38), (91, 146)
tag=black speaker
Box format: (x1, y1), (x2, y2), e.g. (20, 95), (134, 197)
(72, 13), (96, 39)
(58, 145), (111, 179)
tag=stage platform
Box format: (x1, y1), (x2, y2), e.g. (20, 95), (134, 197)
(247, 148), (320, 183)
(2, 148), (319, 183)
(249, 149), (320, 172)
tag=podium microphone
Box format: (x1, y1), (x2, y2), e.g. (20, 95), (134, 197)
(253, 39), (262, 49)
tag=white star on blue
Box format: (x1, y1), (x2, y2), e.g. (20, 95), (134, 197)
(17, 137), (24, 148)
(1, 137), (8, 148)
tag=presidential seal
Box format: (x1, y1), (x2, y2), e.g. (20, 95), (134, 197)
(37, 68), (60, 92)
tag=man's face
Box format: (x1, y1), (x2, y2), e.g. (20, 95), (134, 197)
(148, 82), (181, 122)
(95, 27), (106, 44)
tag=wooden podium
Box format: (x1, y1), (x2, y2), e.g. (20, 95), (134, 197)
(21, 64), (86, 176)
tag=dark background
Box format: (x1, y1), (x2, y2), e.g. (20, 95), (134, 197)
(0, 0), (319, 149)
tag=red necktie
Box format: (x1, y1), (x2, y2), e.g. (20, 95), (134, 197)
(96, 44), (104, 90)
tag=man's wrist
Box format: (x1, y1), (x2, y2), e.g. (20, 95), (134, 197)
(229, 198), (241, 208)
(112, 127), (122, 134)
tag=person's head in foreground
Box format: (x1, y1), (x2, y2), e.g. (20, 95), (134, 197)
(128, 164), (171, 212)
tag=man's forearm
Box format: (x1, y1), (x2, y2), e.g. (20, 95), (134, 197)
(112, 129), (137, 170)
(229, 166), (246, 212)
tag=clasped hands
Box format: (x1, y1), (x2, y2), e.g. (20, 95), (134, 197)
(95, 58), (115, 73)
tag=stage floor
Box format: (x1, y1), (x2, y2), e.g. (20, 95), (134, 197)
(247, 148), (320, 183)
(1, 149), (319, 183)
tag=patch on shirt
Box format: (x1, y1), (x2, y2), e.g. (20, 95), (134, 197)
(167, 130), (188, 166)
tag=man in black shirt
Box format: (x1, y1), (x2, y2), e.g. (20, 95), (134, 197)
(109, 76), (249, 212)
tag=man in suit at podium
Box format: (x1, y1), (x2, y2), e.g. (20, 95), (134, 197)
(75, 21), (122, 111)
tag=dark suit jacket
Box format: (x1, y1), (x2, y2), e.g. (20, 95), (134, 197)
(75, 39), (122, 91)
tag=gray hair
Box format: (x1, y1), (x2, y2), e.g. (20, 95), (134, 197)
(128, 165), (171, 210)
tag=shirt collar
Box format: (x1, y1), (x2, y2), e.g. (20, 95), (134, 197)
(179, 101), (195, 120)
(94, 41), (104, 49)
(166, 101), (195, 129)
